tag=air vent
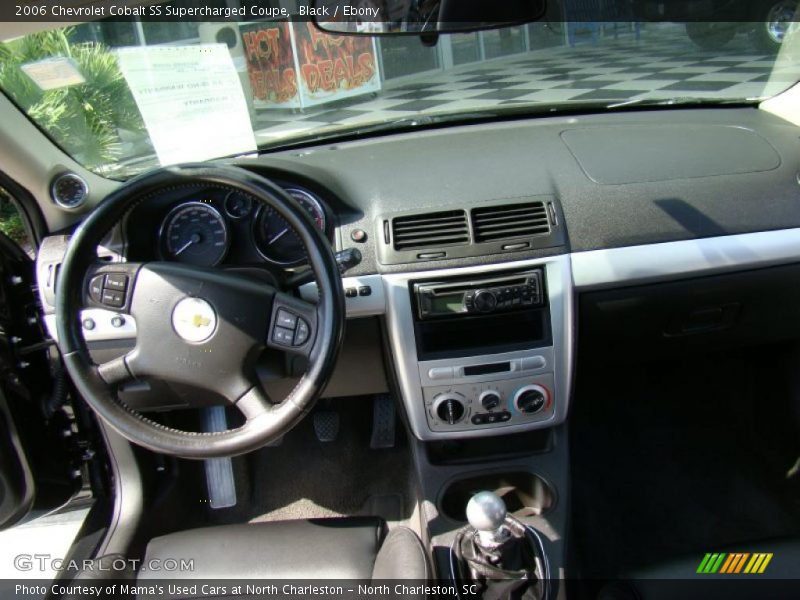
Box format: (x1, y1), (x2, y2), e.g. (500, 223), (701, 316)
(392, 210), (469, 251)
(471, 202), (550, 243)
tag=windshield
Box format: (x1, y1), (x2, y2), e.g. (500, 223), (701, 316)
(1, 14), (798, 179)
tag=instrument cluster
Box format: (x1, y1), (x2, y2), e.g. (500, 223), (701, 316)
(125, 183), (332, 269)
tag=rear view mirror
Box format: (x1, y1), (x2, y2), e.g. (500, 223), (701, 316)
(311, 0), (547, 35)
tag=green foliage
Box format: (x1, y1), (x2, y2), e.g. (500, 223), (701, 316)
(0, 28), (145, 172)
(0, 190), (28, 248)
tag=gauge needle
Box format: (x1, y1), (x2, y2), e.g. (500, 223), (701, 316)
(174, 233), (201, 256)
(268, 228), (289, 245)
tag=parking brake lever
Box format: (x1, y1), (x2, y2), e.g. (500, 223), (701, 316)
(286, 248), (362, 288)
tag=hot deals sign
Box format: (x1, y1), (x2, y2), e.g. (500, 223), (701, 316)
(241, 21), (381, 109)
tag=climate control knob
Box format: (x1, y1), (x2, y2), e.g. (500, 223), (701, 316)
(472, 290), (497, 313)
(433, 393), (467, 425)
(479, 390), (502, 411)
(513, 385), (549, 415)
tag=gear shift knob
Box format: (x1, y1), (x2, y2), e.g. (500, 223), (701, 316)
(467, 491), (509, 547)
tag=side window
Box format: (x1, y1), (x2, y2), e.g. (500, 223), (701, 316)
(0, 188), (34, 258)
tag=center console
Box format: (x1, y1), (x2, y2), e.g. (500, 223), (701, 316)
(384, 255), (573, 441)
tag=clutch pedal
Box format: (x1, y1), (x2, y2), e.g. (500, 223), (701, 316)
(313, 409), (340, 442)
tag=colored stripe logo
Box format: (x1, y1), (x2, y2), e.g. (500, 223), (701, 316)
(697, 553), (773, 574)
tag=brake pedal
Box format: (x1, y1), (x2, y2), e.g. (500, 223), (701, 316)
(370, 394), (396, 449)
(313, 410), (339, 442)
(202, 407), (237, 509)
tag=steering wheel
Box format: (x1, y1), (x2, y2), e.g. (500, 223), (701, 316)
(55, 165), (345, 459)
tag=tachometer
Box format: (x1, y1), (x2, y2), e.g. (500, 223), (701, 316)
(160, 202), (229, 267)
(254, 189), (327, 266)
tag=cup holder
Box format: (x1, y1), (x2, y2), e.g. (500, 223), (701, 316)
(439, 471), (555, 522)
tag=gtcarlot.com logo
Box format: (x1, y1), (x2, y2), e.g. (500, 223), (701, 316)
(697, 552), (773, 574)
(14, 554), (194, 573)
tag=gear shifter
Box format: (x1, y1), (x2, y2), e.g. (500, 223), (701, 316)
(467, 491), (511, 548)
(452, 491), (550, 600)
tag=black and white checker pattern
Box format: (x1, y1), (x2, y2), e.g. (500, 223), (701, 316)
(253, 24), (798, 143)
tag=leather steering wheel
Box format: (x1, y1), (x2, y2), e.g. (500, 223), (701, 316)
(55, 165), (345, 459)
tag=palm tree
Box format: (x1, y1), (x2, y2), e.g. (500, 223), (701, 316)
(0, 28), (145, 172)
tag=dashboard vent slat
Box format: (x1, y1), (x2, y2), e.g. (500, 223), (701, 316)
(471, 202), (550, 243)
(392, 210), (469, 251)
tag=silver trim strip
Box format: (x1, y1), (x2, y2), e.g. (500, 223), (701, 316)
(44, 309), (137, 344)
(571, 227), (800, 290)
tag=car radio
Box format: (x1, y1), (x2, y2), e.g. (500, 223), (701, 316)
(413, 271), (543, 320)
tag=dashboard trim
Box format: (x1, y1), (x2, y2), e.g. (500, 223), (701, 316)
(571, 227), (800, 290)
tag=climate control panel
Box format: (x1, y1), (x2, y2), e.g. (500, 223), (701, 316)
(423, 374), (555, 432)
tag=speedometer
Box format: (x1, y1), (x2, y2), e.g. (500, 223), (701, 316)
(160, 202), (229, 267)
(254, 189), (327, 266)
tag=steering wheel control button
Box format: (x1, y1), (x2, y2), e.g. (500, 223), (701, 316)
(171, 297), (218, 343)
(345, 287), (357, 298)
(358, 286), (372, 296)
(105, 273), (128, 292)
(272, 326), (294, 346)
(89, 275), (105, 302)
(111, 316), (126, 328)
(294, 319), (310, 346)
(276, 309), (298, 329)
(101, 290), (124, 308)
(82, 318), (96, 331)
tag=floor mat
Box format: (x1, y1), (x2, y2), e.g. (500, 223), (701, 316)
(570, 350), (800, 578)
(212, 397), (414, 525)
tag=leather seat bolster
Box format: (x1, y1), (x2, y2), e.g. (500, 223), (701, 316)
(372, 526), (431, 580)
(141, 517), (385, 580)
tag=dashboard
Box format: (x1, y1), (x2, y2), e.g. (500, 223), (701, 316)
(122, 181), (335, 271)
(35, 106), (800, 440)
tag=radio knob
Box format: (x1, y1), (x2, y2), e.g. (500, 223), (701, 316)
(479, 390), (502, 411)
(433, 393), (466, 425)
(473, 289), (497, 313)
(514, 385), (548, 414)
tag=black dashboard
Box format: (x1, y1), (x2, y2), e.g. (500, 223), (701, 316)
(226, 107), (800, 276)
(89, 107), (800, 284)
(34, 106), (800, 418)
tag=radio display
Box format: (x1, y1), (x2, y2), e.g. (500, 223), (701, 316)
(430, 292), (464, 314)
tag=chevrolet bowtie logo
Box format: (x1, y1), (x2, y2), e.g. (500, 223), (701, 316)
(188, 314), (212, 328)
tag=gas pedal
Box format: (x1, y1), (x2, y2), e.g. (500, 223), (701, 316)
(370, 393), (396, 449)
(202, 407), (237, 509)
(313, 409), (340, 442)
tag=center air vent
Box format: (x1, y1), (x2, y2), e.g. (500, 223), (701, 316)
(392, 210), (469, 251)
(471, 202), (550, 243)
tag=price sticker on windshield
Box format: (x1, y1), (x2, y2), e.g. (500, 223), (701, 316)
(116, 44), (257, 166)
